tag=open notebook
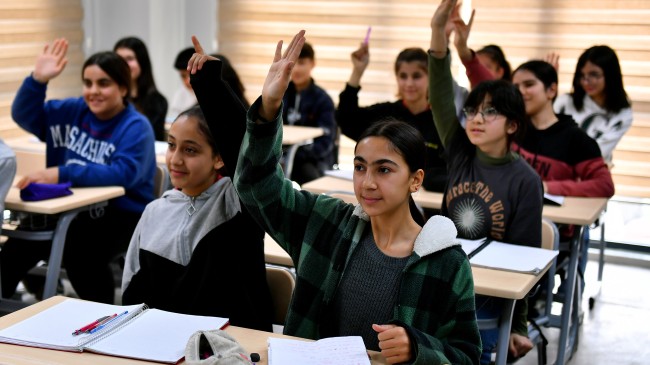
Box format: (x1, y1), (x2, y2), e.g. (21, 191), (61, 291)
(458, 238), (558, 275)
(268, 336), (371, 365)
(0, 298), (228, 363)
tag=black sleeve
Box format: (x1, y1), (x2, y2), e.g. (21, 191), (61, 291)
(141, 91), (169, 141)
(336, 83), (374, 141)
(190, 60), (248, 178)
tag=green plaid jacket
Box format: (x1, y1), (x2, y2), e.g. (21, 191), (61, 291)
(235, 99), (481, 365)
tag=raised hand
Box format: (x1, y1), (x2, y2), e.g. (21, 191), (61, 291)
(453, 8), (475, 62)
(33, 38), (68, 84)
(430, 0), (458, 55)
(543, 52), (560, 73)
(187, 35), (219, 74)
(259, 30), (306, 122)
(372, 324), (412, 364)
(347, 42), (370, 88)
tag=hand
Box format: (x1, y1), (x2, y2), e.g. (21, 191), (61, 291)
(33, 38), (68, 84)
(444, 0), (461, 41)
(432, 0), (458, 31)
(187, 35), (219, 74)
(452, 8), (475, 62)
(509, 333), (533, 359)
(351, 43), (370, 74)
(372, 324), (412, 364)
(16, 168), (60, 189)
(430, 0), (458, 55)
(259, 30), (306, 122)
(543, 52), (560, 73)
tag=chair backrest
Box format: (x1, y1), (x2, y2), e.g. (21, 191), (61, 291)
(265, 264), (296, 325)
(153, 165), (168, 198)
(540, 218), (560, 318)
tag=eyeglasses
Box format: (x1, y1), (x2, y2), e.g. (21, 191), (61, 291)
(462, 107), (501, 123)
(580, 72), (604, 83)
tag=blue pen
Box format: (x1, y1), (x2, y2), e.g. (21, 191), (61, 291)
(89, 310), (128, 334)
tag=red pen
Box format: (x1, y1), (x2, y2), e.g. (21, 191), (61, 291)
(72, 315), (111, 336)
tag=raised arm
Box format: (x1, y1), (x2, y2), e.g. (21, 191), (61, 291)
(188, 36), (247, 177)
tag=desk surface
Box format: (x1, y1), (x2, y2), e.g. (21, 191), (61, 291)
(265, 236), (548, 300)
(5, 178), (125, 215)
(301, 176), (444, 210)
(0, 296), (386, 365)
(301, 176), (608, 226)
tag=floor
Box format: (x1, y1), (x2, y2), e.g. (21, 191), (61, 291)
(518, 257), (650, 365)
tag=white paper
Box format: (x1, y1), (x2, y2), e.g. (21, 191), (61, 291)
(268, 336), (371, 365)
(457, 238), (487, 256)
(543, 193), (565, 206)
(469, 241), (558, 274)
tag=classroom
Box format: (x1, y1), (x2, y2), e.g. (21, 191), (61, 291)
(1, 1), (649, 364)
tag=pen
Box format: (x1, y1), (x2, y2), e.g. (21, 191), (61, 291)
(363, 26), (372, 45)
(89, 311), (128, 334)
(72, 315), (111, 336)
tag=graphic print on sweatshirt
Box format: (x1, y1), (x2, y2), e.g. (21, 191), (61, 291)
(445, 180), (506, 240)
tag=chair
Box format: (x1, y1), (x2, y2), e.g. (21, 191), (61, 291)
(525, 218), (560, 365)
(265, 264), (296, 326)
(153, 165), (168, 198)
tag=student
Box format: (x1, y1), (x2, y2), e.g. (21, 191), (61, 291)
(336, 42), (450, 192)
(450, 6), (512, 89)
(553, 45), (633, 164)
(217, 29), (480, 365)
(281, 42), (336, 185)
(0, 38), (156, 304)
(114, 36), (169, 141)
(121, 103), (273, 330)
(0, 139), (17, 235)
(168, 47), (198, 121)
(429, 1), (544, 363)
(511, 60), (615, 301)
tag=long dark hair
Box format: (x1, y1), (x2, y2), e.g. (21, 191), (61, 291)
(571, 45), (630, 112)
(356, 118), (427, 225)
(114, 37), (159, 99)
(82, 51), (131, 105)
(477, 45), (512, 82)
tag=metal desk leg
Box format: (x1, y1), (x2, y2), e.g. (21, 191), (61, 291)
(494, 299), (516, 365)
(41, 209), (81, 299)
(283, 139), (313, 179)
(555, 225), (583, 365)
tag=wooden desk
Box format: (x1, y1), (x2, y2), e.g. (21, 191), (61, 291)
(301, 176), (443, 210)
(3, 178), (124, 300)
(281, 125), (324, 179)
(0, 296), (386, 365)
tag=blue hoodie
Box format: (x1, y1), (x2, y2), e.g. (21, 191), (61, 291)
(11, 75), (156, 213)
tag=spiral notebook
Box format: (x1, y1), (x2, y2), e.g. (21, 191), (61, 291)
(0, 298), (228, 363)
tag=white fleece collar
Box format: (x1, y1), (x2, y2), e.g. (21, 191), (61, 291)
(351, 205), (459, 257)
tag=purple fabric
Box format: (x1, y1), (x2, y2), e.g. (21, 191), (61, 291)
(20, 182), (73, 201)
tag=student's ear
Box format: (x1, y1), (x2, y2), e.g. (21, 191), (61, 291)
(547, 82), (558, 100)
(213, 155), (225, 171)
(506, 120), (518, 135)
(410, 169), (424, 193)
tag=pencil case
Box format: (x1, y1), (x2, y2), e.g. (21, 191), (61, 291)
(20, 182), (73, 201)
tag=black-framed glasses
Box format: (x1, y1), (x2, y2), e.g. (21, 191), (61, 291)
(462, 107), (501, 123)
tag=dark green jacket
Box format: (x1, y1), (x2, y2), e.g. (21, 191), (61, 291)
(235, 98), (481, 365)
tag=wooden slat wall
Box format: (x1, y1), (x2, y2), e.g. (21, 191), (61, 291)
(218, 0), (650, 198)
(0, 0), (84, 139)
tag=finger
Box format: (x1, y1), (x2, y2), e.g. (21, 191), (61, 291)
(372, 323), (394, 334)
(467, 9), (475, 29)
(284, 30), (306, 62)
(383, 353), (408, 365)
(273, 40), (283, 63)
(17, 176), (31, 189)
(191, 35), (205, 55)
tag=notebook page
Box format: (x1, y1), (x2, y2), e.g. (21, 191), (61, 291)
(457, 238), (487, 256)
(469, 241), (558, 274)
(0, 299), (142, 351)
(268, 336), (370, 365)
(88, 308), (228, 363)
